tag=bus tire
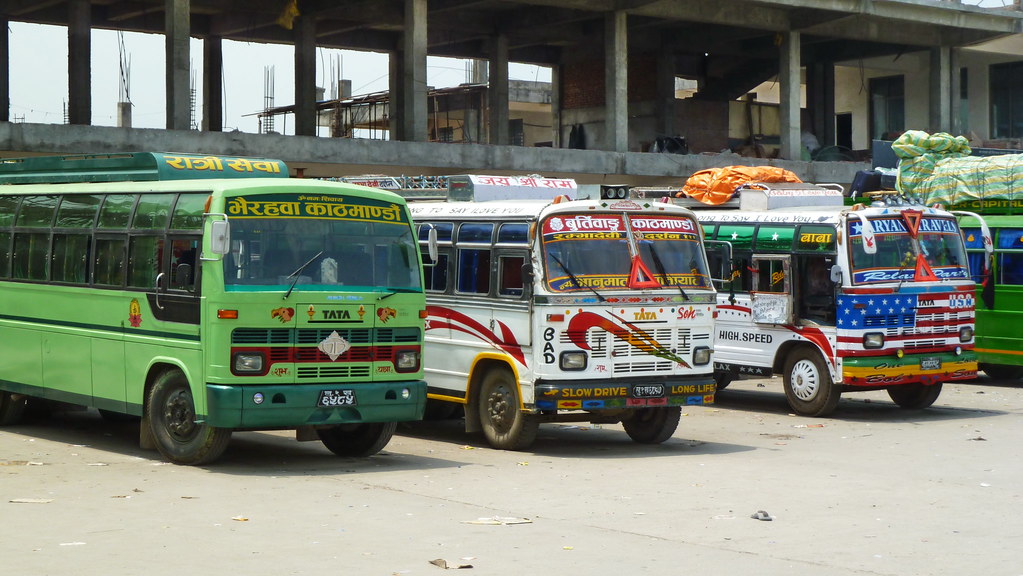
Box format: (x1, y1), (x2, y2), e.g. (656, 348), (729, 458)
(146, 369), (231, 465)
(713, 372), (733, 391)
(980, 363), (1023, 381)
(887, 383), (942, 410)
(783, 348), (840, 417)
(0, 391), (28, 425)
(478, 369), (538, 450)
(317, 422), (397, 457)
(622, 406), (681, 444)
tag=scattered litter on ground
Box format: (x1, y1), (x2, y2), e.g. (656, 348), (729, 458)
(429, 558), (473, 569)
(231, 516), (249, 522)
(750, 510), (774, 521)
(462, 516), (532, 525)
(10, 498), (53, 504)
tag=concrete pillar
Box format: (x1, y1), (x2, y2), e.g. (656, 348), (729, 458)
(604, 10), (628, 152)
(117, 101), (132, 127)
(656, 47), (675, 142)
(807, 62), (835, 148)
(68, 0), (92, 125)
(294, 14), (317, 136)
(389, 48), (403, 140)
(0, 17), (8, 122)
(778, 31), (801, 161)
(950, 48), (962, 137)
(402, 0), (428, 141)
(165, 0), (190, 131)
(202, 36), (223, 132)
(488, 34), (509, 145)
(930, 46), (953, 134)
(550, 64), (561, 147)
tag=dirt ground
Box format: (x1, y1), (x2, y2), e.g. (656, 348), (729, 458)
(2, 374), (1021, 576)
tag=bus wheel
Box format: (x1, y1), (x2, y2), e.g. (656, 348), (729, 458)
(317, 422), (397, 457)
(713, 372), (733, 391)
(478, 369), (538, 450)
(887, 383), (942, 409)
(783, 349), (840, 417)
(622, 407), (681, 444)
(0, 391), (28, 425)
(980, 363), (1023, 380)
(146, 370), (231, 465)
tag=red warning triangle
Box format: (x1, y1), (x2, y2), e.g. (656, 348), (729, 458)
(901, 209), (922, 238)
(628, 255), (662, 289)
(914, 255), (938, 282)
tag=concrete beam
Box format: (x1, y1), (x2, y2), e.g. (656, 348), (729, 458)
(294, 13), (317, 136)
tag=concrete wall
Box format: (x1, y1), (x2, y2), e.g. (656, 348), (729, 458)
(0, 121), (866, 188)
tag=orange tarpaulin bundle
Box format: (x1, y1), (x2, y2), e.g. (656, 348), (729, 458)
(680, 165), (802, 205)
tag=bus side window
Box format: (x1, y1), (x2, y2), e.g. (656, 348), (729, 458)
(498, 254), (525, 297)
(128, 236), (163, 288)
(94, 237), (127, 286)
(457, 248), (491, 294)
(425, 252), (449, 292)
(727, 253), (754, 292)
(52, 233), (90, 284)
(0, 231), (10, 278)
(998, 253), (1023, 285)
(997, 228), (1023, 285)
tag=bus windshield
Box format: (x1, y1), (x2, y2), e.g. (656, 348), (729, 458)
(848, 215), (969, 284)
(224, 216), (421, 292)
(541, 212), (711, 292)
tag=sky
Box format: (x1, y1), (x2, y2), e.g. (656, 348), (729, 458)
(6, 1), (1012, 134)
(8, 22), (551, 135)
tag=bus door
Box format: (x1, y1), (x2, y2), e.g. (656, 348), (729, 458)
(136, 235), (201, 325)
(750, 255), (793, 325)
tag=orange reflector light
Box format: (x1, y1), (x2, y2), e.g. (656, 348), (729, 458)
(218, 309), (239, 319)
(419, 309), (429, 319)
(547, 314), (565, 322)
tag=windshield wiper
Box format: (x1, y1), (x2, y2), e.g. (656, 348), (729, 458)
(549, 252), (605, 302)
(283, 251), (323, 300)
(645, 243), (689, 301)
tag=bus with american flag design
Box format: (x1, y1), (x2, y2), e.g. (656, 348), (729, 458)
(691, 182), (979, 416)
(404, 176), (717, 450)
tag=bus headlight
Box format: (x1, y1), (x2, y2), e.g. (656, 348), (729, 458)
(232, 352), (265, 374)
(959, 326), (974, 342)
(693, 346), (712, 365)
(560, 351), (587, 371)
(863, 333), (885, 349)
(395, 350), (420, 373)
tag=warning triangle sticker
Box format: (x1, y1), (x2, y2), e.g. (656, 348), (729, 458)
(914, 255), (938, 282)
(901, 209), (922, 238)
(628, 255), (661, 289)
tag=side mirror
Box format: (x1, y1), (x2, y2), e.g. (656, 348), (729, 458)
(521, 262), (534, 282)
(427, 226), (439, 262)
(830, 264), (843, 284)
(210, 220), (231, 255)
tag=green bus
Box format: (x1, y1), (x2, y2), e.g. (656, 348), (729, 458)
(0, 153), (427, 464)
(958, 203), (1023, 380)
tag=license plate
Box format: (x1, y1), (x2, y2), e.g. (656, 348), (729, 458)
(632, 384), (665, 398)
(317, 389), (357, 407)
(920, 357), (941, 371)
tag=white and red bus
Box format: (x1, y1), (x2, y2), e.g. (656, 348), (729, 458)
(404, 176), (717, 449)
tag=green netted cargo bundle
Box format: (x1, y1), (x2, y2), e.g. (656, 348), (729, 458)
(893, 130), (1023, 213)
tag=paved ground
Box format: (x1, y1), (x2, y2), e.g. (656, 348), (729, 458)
(2, 374), (1021, 576)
